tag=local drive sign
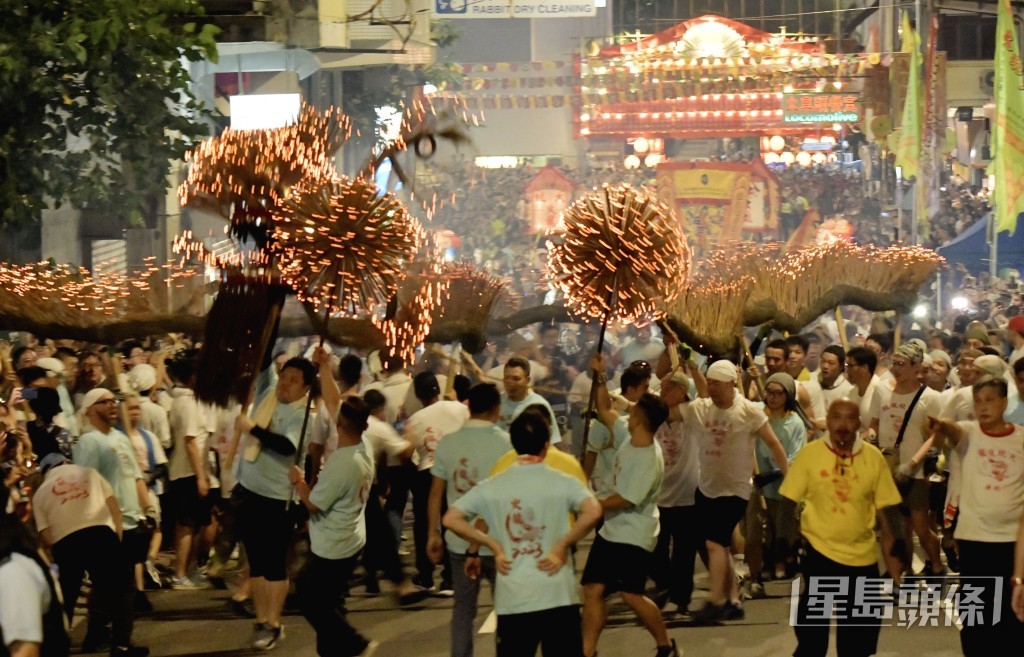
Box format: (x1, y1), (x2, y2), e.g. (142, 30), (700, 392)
(433, 0), (596, 18)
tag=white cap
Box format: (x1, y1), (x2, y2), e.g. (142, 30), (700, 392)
(706, 360), (738, 382)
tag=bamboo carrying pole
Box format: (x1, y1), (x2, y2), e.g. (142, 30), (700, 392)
(580, 278), (618, 452)
(835, 306), (850, 353)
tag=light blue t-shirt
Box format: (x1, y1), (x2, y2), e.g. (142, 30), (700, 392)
(598, 439), (664, 552)
(499, 392), (561, 444)
(757, 412), (807, 500)
(308, 438), (375, 560)
(1006, 391), (1024, 425)
(587, 415), (630, 496)
(431, 420), (512, 555)
(453, 462), (594, 615)
(73, 426), (145, 529)
(236, 392), (313, 501)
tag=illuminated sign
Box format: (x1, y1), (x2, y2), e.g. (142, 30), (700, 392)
(782, 93), (860, 123)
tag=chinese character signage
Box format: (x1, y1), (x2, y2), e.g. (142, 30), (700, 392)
(782, 93), (860, 123)
(433, 0), (595, 18)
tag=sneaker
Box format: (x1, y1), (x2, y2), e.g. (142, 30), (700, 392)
(170, 576), (198, 590)
(110, 646), (149, 657)
(741, 579), (766, 600)
(435, 586), (454, 598)
(358, 640), (380, 657)
(723, 601), (746, 621)
(252, 623), (284, 650)
(692, 602), (724, 625)
(654, 639), (680, 657)
(144, 560), (162, 589)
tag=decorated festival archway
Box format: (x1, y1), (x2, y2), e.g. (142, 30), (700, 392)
(576, 14), (883, 140)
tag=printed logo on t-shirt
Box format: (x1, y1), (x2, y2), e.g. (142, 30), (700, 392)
(51, 474), (89, 505)
(422, 427), (440, 459)
(505, 498), (546, 559)
(657, 428), (681, 469)
(977, 447), (1018, 490)
(452, 457), (480, 496)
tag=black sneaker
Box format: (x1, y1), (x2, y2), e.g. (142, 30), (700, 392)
(654, 639), (680, 657)
(723, 601), (745, 621)
(692, 602), (724, 625)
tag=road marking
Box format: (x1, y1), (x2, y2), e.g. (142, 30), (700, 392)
(478, 611), (497, 634)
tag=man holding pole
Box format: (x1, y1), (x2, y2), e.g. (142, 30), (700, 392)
(232, 355), (326, 651)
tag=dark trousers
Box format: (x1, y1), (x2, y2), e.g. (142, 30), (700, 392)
(650, 505), (702, 608)
(362, 483), (404, 584)
(495, 605), (582, 657)
(793, 544), (881, 657)
(296, 552), (370, 657)
(411, 468), (450, 587)
(384, 462), (415, 544)
(957, 540), (1024, 655)
(53, 526), (133, 646)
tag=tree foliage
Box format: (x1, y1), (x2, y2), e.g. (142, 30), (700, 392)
(0, 0), (219, 226)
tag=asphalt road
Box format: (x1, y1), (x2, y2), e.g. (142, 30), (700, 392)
(72, 541), (966, 657)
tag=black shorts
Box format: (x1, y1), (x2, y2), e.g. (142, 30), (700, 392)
(695, 488), (747, 547)
(169, 476), (212, 529)
(580, 534), (649, 595)
(234, 485), (294, 581)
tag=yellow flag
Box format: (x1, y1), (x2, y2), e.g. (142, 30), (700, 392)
(992, 0), (1024, 235)
(894, 12), (921, 179)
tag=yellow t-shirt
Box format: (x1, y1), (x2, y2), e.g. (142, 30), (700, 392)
(491, 448), (587, 484)
(779, 438), (902, 566)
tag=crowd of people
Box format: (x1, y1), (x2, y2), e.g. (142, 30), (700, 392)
(3, 299), (1024, 657)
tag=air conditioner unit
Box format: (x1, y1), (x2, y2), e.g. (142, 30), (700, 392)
(980, 69), (995, 95)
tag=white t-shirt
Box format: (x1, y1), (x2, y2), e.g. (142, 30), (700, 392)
(616, 339), (665, 368)
(683, 396), (768, 500)
(0, 553), (50, 648)
(405, 400), (470, 471)
(655, 420), (700, 508)
(799, 376), (826, 421)
(877, 386), (940, 478)
(362, 373), (412, 425)
(942, 386), (975, 422)
(365, 415), (409, 470)
(820, 374), (855, 412)
(599, 440), (664, 551)
(139, 397), (171, 450)
(847, 375), (885, 430)
(167, 387), (210, 481)
(33, 464), (117, 544)
(953, 421), (1024, 542)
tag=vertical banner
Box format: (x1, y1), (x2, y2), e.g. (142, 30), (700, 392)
(992, 0), (1024, 235)
(894, 12), (921, 180)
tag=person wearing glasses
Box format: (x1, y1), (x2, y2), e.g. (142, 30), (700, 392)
(743, 372), (806, 598)
(875, 342), (945, 581)
(780, 399), (907, 657)
(72, 388), (152, 657)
